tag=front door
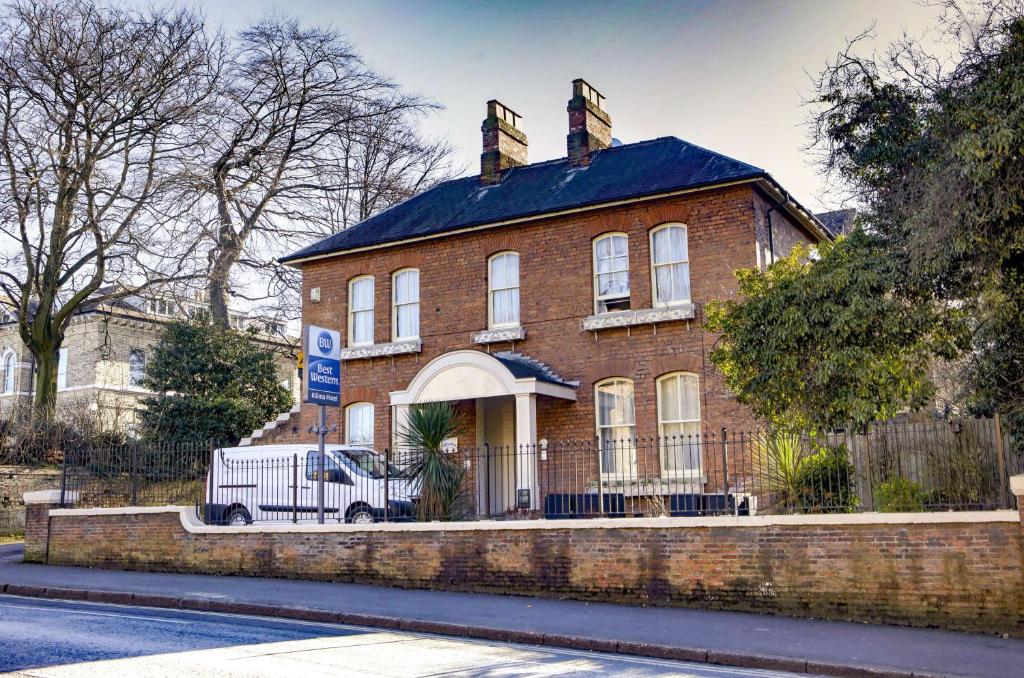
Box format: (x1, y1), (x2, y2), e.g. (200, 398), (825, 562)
(477, 396), (515, 516)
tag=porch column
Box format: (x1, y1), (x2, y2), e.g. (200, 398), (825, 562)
(514, 392), (539, 510)
(391, 404), (410, 457)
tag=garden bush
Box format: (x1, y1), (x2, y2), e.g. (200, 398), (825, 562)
(873, 477), (926, 512)
(796, 445), (859, 513)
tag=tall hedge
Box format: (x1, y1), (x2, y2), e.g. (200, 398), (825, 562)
(138, 316), (292, 446)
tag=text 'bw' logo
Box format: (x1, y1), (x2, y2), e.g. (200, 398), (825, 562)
(316, 331), (333, 353)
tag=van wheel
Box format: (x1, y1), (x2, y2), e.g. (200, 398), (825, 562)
(226, 507), (251, 526)
(346, 504), (374, 524)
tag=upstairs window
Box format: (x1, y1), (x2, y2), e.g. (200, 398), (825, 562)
(348, 276), (374, 346)
(346, 402), (374, 446)
(488, 251), (520, 328)
(651, 224), (690, 306)
(392, 269), (420, 340)
(128, 349), (146, 387)
(593, 234), (630, 314)
(3, 351), (15, 394)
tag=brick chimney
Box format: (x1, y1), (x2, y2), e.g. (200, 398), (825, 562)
(566, 79), (611, 167)
(481, 100), (527, 185)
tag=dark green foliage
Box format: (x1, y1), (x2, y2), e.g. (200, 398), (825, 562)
(873, 477), (925, 512)
(795, 445), (859, 513)
(138, 316), (292, 446)
(706, 231), (963, 431)
(398, 402), (468, 521)
(810, 3), (1024, 432)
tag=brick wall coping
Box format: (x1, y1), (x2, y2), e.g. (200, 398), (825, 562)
(47, 505), (1020, 534)
(23, 490), (77, 504)
(1011, 473), (1024, 495)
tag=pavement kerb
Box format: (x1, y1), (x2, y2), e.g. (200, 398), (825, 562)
(0, 582), (948, 678)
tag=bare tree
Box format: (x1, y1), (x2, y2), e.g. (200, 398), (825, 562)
(0, 0), (216, 419)
(195, 16), (456, 327)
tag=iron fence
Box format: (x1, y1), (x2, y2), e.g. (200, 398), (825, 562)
(57, 417), (1021, 523)
(61, 442), (209, 508)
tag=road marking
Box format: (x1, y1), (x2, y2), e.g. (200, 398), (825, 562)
(0, 601), (191, 625)
(0, 595), (804, 677)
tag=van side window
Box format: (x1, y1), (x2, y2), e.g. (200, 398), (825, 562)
(305, 451), (343, 481)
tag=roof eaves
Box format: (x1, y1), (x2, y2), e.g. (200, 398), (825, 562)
(279, 173), (768, 267)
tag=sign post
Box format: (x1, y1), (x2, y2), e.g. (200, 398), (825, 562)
(302, 325), (341, 524)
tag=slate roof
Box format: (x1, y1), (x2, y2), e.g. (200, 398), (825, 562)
(493, 351), (578, 388)
(815, 208), (857, 237)
(281, 136), (773, 263)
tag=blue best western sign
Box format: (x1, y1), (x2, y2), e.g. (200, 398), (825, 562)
(302, 325), (341, 406)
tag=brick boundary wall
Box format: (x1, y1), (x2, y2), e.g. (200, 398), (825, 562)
(23, 480), (1024, 637)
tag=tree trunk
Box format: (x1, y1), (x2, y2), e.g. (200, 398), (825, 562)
(209, 221), (240, 330)
(209, 273), (230, 330)
(32, 346), (58, 422)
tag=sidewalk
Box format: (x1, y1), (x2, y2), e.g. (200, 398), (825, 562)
(1, 543), (1021, 678)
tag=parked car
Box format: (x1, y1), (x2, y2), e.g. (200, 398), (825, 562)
(204, 444), (416, 525)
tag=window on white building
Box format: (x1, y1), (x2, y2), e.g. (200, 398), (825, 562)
(650, 224), (691, 307)
(348, 276), (374, 346)
(488, 252), (520, 327)
(593, 234), (630, 314)
(595, 378), (636, 476)
(3, 351), (15, 394)
(392, 269), (420, 340)
(657, 372), (702, 475)
(56, 348), (68, 391)
(128, 349), (146, 387)
(346, 402), (374, 446)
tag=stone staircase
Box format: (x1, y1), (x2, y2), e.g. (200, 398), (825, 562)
(238, 403), (302, 447)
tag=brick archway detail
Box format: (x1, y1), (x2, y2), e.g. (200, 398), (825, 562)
(485, 232), (527, 257)
(581, 356), (640, 386)
(649, 354), (704, 380)
(344, 386), (381, 407)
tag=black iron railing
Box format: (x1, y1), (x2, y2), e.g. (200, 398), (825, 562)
(57, 418), (1021, 522)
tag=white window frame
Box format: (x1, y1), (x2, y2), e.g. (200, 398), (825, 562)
(594, 377), (636, 478)
(656, 372), (702, 478)
(128, 349), (146, 387)
(348, 276), (375, 347)
(56, 347), (68, 391)
(2, 349), (15, 394)
(592, 233), (630, 314)
(345, 402), (374, 447)
(392, 268), (420, 341)
(487, 251), (520, 329)
(649, 223), (691, 308)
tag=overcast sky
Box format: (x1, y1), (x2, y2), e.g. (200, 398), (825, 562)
(189, 0), (942, 212)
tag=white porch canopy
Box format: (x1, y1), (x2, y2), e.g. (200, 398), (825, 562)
(389, 350), (576, 510)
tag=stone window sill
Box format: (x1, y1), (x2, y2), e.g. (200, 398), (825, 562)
(472, 326), (526, 344)
(580, 303), (695, 331)
(340, 339), (421, 361)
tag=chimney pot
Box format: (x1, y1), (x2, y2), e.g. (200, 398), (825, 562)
(566, 78), (611, 167)
(481, 99), (527, 185)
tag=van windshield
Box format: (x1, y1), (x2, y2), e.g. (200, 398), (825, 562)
(335, 449), (405, 479)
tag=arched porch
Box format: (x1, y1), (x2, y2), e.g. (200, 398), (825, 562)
(389, 350), (577, 512)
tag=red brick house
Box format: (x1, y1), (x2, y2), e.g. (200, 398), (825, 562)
(267, 79), (834, 514)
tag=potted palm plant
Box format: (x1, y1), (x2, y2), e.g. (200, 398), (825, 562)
(398, 402), (468, 521)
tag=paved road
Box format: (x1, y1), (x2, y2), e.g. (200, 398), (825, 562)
(0, 596), (805, 677)
(3, 543), (1023, 677)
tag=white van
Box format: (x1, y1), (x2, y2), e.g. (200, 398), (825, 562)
(204, 444), (417, 526)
